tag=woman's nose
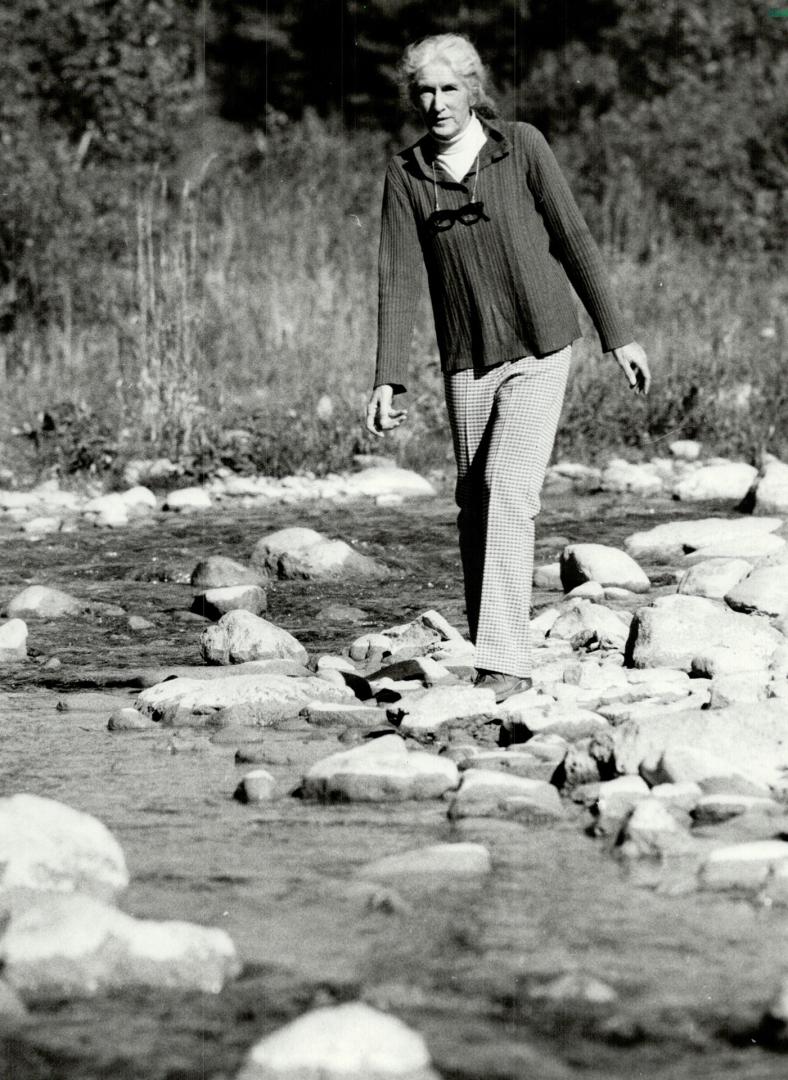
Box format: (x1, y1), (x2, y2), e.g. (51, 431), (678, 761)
(434, 90), (444, 111)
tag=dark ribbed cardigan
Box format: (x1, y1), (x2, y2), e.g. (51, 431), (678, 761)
(374, 117), (632, 393)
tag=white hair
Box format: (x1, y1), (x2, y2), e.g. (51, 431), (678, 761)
(398, 34), (497, 117)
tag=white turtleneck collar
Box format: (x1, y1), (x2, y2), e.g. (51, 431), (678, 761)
(432, 113), (487, 183)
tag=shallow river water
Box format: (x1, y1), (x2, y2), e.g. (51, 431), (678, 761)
(1, 492), (786, 1079)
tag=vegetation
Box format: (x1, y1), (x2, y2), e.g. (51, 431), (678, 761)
(0, 1), (785, 484)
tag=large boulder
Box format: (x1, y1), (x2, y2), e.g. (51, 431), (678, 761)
(136, 673), (351, 725)
(251, 527), (386, 580)
(610, 700), (788, 791)
(0, 893), (239, 1000)
(0, 794), (128, 901)
(624, 517), (783, 561)
(0, 619), (27, 663)
(560, 544), (650, 594)
(201, 610), (307, 665)
(627, 594), (781, 672)
(725, 565), (788, 618)
(302, 736), (459, 802)
(754, 458), (788, 515)
(672, 462), (757, 503)
(236, 1002), (440, 1080)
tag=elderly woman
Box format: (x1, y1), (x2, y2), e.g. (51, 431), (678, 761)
(366, 33), (650, 702)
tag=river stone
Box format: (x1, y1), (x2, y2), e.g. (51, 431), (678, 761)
(447, 769), (563, 823)
(725, 565), (788, 618)
(201, 610), (307, 665)
(341, 467), (436, 499)
(560, 544), (650, 594)
(459, 748), (557, 781)
(358, 842), (492, 881)
(191, 585), (268, 620)
(236, 1001), (440, 1080)
(163, 486), (212, 511)
(534, 562), (563, 590)
(234, 770), (277, 803)
(251, 526), (386, 580)
(300, 702), (387, 727)
(136, 673), (351, 725)
(379, 609), (466, 655)
(754, 458), (788, 515)
(600, 460), (664, 496)
(611, 701), (788, 790)
(391, 686), (497, 741)
(0, 892), (239, 1000)
(190, 556), (263, 589)
(565, 581), (605, 599)
(615, 798), (692, 858)
(594, 776), (651, 820)
(120, 484), (157, 512)
(627, 594), (780, 672)
(6, 585), (85, 619)
(624, 517), (783, 561)
(502, 704), (608, 743)
(562, 661), (629, 690)
(0, 619), (27, 662)
(82, 492), (129, 527)
(650, 782), (703, 813)
(0, 794), (128, 901)
(685, 533), (787, 563)
(669, 439), (702, 461)
(107, 707), (154, 731)
(691, 794), (783, 824)
(367, 656), (455, 687)
(547, 600), (631, 650)
(698, 840), (788, 892)
(673, 462), (757, 503)
(708, 672), (770, 709)
(302, 735), (459, 801)
(677, 558), (752, 599)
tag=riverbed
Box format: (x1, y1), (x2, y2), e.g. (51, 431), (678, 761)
(1, 492), (786, 1079)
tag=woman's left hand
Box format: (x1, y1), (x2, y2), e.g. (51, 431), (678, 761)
(609, 341), (651, 395)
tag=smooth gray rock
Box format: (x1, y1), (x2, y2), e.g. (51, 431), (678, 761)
(201, 610), (307, 665)
(191, 585), (268, 620)
(725, 564), (788, 618)
(300, 702), (387, 727)
(190, 556), (263, 589)
(624, 517), (782, 561)
(615, 798), (693, 858)
(677, 558), (752, 599)
(691, 794), (783, 824)
(628, 594), (780, 672)
(302, 736), (459, 802)
(673, 462), (757, 502)
(357, 842), (492, 881)
(0, 893), (239, 1000)
(0, 794), (128, 901)
(611, 701), (788, 790)
(251, 526), (387, 580)
(547, 600), (631, 650)
(341, 467), (436, 499)
(6, 585), (85, 619)
(447, 769), (563, 823)
(163, 486), (212, 511)
(754, 458), (788, 515)
(234, 770), (277, 803)
(236, 1002), (440, 1080)
(391, 686), (497, 742)
(0, 619), (27, 662)
(560, 543), (650, 594)
(107, 707), (153, 731)
(698, 840), (788, 892)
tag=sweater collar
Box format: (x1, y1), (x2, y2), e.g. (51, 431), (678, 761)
(411, 115), (511, 182)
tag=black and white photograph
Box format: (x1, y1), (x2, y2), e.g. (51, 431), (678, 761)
(0, 3), (786, 1078)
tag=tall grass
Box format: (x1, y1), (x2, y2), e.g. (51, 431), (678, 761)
(2, 113), (785, 483)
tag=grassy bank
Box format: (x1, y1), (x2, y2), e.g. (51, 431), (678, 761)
(1, 115), (785, 487)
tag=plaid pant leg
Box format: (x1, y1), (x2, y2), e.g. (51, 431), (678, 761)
(444, 347), (571, 677)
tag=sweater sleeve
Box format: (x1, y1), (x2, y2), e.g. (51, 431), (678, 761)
(524, 125), (633, 353)
(374, 161), (423, 393)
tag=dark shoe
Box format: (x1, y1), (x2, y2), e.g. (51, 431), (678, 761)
(473, 670), (533, 703)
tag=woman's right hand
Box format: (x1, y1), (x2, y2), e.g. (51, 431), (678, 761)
(365, 385), (408, 438)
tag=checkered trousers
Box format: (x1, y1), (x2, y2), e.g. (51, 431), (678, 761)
(443, 346), (571, 677)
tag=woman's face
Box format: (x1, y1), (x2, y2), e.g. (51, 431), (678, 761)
(414, 60), (473, 142)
